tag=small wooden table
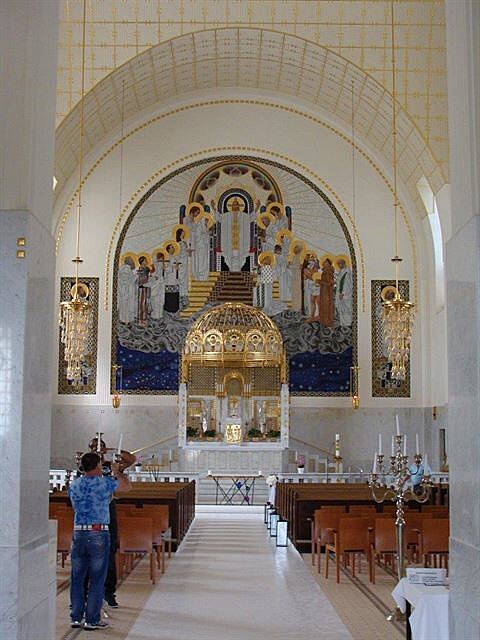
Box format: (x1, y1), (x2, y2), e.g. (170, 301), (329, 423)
(392, 577), (449, 640)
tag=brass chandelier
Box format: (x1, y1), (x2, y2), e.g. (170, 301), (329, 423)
(59, 0), (92, 383)
(382, 1), (415, 381)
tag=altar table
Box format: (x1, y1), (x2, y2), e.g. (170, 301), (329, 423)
(392, 577), (449, 640)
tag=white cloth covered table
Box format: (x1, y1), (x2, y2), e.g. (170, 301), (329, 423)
(392, 577), (449, 640)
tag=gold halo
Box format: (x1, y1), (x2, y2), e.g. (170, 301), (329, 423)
(275, 228), (293, 243)
(70, 282), (89, 299)
(319, 253), (335, 267)
(172, 223), (190, 241)
(121, 252), (139, 268)
(201, 212), (215, 229)
(256, 211), (275, 230)
(258, 250), (276, 266)
(381, 285), (399, 302)
(186, 202), (205, 217)
(162, 240), (180, 256)
(151, 247), (168, 261)
(267, 201), (285, 217)
(312, 272), (322, 283)
(334, 254), (351, 269)
(137, 253), (153, 267)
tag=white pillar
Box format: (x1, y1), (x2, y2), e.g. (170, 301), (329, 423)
(178, 383), (187, 446)
(0, 2), (59, 638)
(445, 2), (480, 636)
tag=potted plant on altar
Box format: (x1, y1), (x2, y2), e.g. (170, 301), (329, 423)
(134, 456), (143, 473)
(204, 429), (217, 441)
(266, 429), (280, 441)
(247, 427), (263, 442)
(297, 454), (305, 474)
(186, 426), (200, 440)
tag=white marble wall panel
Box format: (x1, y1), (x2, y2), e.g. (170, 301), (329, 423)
(446, 1), (480, 634)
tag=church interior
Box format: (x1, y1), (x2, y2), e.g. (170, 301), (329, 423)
(1, 1), (479, 639)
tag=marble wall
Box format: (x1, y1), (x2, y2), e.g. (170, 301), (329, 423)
(445, 1), (480, 636)
(0, 3), (58, 638)
(51, 403), (446, 473)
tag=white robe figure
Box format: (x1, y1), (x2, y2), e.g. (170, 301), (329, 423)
(262, 222), (277, 253)
(177, 240), (189, 298)
(269, 214), (288, 245)
(304, 273), (320, 317)
(117, 263), (138, 323)
(213, 201), (258, 271)
(335, 266), (353, 326)
(274, 250), (292, 302)
(256, 263), (286, 316)
(145, 273), (165, 320)
(187, 217), (210, 281)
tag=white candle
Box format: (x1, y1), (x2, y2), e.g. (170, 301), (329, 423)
(373, 452), (377, 474)
(403, 434), (407, 456)
(416, 433), (420, 455)
(378, 433), (383, 455)
(96, 432), (101, 452)
(117, 433), (123, 454)
(391, 436), (395, 456)
(424, 454), (429, 472)
(395, 414), (400, 435)
(335, 433), (340, 442)
(168, 449), (172, 462)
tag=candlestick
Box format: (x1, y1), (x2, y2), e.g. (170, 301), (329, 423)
(395, 414), (400, 435)
(378, 433), (383, 455)
(117, 433), (123, 454)
(415, 433), (419, 455)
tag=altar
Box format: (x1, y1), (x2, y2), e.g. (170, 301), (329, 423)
(177, 302), (289, 473)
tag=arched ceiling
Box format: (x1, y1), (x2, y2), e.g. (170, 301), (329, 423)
(55, 27), (445, 215)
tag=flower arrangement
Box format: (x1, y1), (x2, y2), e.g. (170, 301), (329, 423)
(204, 429), (217, 439)
(297, 454), (305, 473)
(247, 427), (263, 440)
(266, 429), (280, 440)
(266, 474), (278, 487)
(186, 426), (200, 439)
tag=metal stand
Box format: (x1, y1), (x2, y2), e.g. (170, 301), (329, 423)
(210, 474), (259, 505)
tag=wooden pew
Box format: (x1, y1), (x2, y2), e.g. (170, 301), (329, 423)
(50, 480), (195, 551)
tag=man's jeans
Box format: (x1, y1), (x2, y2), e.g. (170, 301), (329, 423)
(70, 531), (110, 624)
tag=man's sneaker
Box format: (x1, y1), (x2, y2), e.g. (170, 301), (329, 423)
(83, 620), (109, 630)
(70, 620), (82, 628)
(105, 595), (118, 608)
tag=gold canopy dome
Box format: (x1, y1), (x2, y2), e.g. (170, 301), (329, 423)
(182, 303), (286, 382)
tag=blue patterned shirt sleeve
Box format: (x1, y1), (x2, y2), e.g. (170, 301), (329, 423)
(68, 476), (119, 525)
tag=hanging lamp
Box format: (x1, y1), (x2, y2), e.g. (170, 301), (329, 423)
(381, 1), (415, 381)
(349, 80), (360, 409)
(59, 0), (92, 384)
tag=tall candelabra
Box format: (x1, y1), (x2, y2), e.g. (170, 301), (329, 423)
(369, 426), (433, 581)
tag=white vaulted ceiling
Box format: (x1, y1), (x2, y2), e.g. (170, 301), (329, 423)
(55, 27), (445, 216)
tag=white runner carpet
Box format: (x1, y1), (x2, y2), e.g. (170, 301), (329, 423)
(125, 510), (352, 640)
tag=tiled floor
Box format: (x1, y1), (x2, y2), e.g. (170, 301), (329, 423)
(56, 510), (404, 640)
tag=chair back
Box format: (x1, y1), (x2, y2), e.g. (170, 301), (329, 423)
(348, 505), (376, 514)
(132, 506), (170, 545)
(338, 517), (369, 552)
(56, 516), (73, 552)
(422, 518), (449, 554)
(373, 518), (396, 553)
(118, 517), (154, 553)
(314, 510), (343, 545)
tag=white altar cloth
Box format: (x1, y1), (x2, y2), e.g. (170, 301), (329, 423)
(392, 577), (449, 640)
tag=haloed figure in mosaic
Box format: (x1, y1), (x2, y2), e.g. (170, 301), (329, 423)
(335, 258), (353, 327)
(117, 256), (138, 325)
(68, 451), (130, 630)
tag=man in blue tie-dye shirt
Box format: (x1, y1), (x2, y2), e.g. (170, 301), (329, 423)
(68, 451), (130, 630)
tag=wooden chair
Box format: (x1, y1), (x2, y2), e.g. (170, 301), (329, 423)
(310, 508), (345, 573)
(325, 517), (370, 583)
(349, 505), (377, 514)
(132, 505), (171, 572)
(369, 518), (397, 583)
(405, 512), (426, 563)
(56, 516), (73, 567)
(421, 518), (449, 571)
(117, 517), (156, 584)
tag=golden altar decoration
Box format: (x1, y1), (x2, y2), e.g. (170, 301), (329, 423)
(181, 303), (287, 442)
(181, 302), (287, 391)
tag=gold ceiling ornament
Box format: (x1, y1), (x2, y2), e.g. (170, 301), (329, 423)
(59, 0), (92, 385)
(182, 302), (286, 382)
(382, 2), (415, 382)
